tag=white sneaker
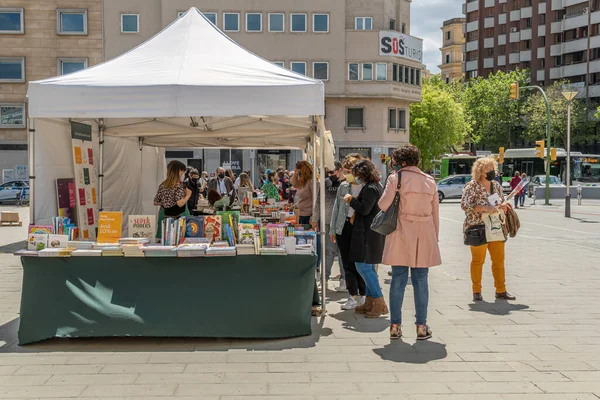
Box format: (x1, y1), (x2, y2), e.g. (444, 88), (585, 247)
(357, 296), (366, 306)
(335, 279), (347, 292)
(341, 296), (358, 310)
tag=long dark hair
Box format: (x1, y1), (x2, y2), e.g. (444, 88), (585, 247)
(352, 160), (380, 185)
(163, 160), (186, 188)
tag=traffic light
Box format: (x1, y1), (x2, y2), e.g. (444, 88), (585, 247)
(380, 154), (386, 163)
(535, 140), (545, 158)
(550, 147), (557, 161)
(510, 82), (519, 100)
(499, 147), (505, 164)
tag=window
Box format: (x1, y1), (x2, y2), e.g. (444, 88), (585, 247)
(376, 63), (387, 81)
(313, 14), (329, 32)
(58, 58), (87, 75)
(348, 63), (359, 80)
(273, 61), (285, 68)
(392, 64), (398, 81)
(57, 9), (87, 35)
(269, 13), (284, 32)
(121, 14), (139, 33)
(390, 19), (396, 30)
(291, 13), (307, 32)
(402, 23), (406, 33)
(362, 63), (373, 80)
(246, 13), (262, 32)
(388, 108), (407, 130)
(404, 66), (409, 83)
(313, 62), (329, 80)
(410, 68), (415, 85)
(445, 54), (451, 64)
(223, 13), (239, 31)
(346, 108), (364, 128)
(525, 39), (531, 50)
(447, 31), (451, 41)
(0, 8), (23, 33)
(398, 64), (404, 82)
(540, 14), (546, 24)
(203, 12), (217, 25)
(525, 17), (532, 28)
(355, 17), (373, 30)
(0, 104), (24, 128)
(0, 57), (24, 82)
(416, 70), (421, 86)
(291, 62), (306, 75)
(398, 109), (406, 129)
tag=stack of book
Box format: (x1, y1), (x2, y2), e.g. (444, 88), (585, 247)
(39, 248), (72, 257)
(102, 247), (124, 257)
(72, 249), (102, 257)
(295, 244), (314, 255)
(260, 247), (287, 256)
(235, 244), (255, 255)
(143, 246), (177, 257)
(176, 243), (208, 257)
(206, 242), (236, 257)
(14, 249), (40, 257)
(68, 241), (95, 250)
(119, 238), (149, 257)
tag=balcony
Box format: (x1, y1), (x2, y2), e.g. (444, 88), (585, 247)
(538, 25), (546, 36)
(484, 37), (495, 48)
(590, 59), (600, 74)
(521, 7), (533, 19)
(510, 31), (520, 43)
(566, 0), (589, 6)
(466, 1), (479, 13)
(484, 17), (494, 29)
(538, 47), (546, 59)
(550, 62), (587, 79)
(520, 50), (532, 62)
(466, 40), (479, 52)
(499, 13), (507, 25)
(466, 20), (478, 33)
(588, 84), (600, 98)
(520, 28), (532, 41)
(538, 2), (546, 14)
(564, 14), (589, 31)
(510, 10), (521, 22)
(551, 36), (600, 57)
(466, 60), (478, 71)
(498, 55), (507, 66)
(498, 34), (507, 45)
(551, 0), (563, 11)
(537, 70), (545, 82)
(485, 0), (494, 7)
(346, 81), (423, 102)
(484, 58), (494, 68)
(509, 52), (520, 64)
(551, 21), (562, 34)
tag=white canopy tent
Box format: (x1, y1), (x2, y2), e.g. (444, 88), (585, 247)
(27, 8), (332, 311)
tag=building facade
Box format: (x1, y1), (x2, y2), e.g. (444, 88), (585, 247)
(440, 17), (465, 82)
(103, 0), (424, 179)
(0, 1), (102, 177)
(463, 0), (600, 100)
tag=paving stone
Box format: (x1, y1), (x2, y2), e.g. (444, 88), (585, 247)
(185, 362), (268, 373)
(176, 383), (268, 396)
(81, 384), (176, 397)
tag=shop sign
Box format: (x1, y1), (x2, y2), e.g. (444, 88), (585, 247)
(379, 31), (423, 63)
(70, 121), (92, 141)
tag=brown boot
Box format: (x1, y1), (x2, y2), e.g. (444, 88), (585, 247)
(355, 296), (373, 314)
(366, 297), (389, 318)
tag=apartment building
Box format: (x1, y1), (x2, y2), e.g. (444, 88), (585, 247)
(463, 0), (600, 100)
(0, 1), (102, 175)
(103, 0), (423, 177)
(440, 17), (466, 82)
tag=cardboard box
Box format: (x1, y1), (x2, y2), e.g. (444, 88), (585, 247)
(1, 211), (19, 223)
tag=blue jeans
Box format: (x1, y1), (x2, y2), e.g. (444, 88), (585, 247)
(390, 267), (429, 325)
(355, 262), (383, 299)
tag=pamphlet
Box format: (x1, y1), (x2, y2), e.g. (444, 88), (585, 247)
(97, 211), (123, 244)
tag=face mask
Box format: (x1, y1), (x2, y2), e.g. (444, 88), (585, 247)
(392, 164), (402, 172)
(218, 173), (225, 179)
(345, 174), (355, 183)
(329, 175), (339, 184)
(180, 173), (185, 181)
(191, 177), (198, 183)
(485, 170), (496, 181)
(354, 177), (362, 186)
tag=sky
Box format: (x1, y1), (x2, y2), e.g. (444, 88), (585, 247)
(411, 0), (464, 74)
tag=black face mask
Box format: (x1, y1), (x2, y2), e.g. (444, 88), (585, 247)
(218, 173), (225, 179)
(191, 178), (198, 183)
(329, 175), (339, 184)
(485, 171), (496, 181)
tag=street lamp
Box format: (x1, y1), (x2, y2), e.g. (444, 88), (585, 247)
(562, 90), (578, 218)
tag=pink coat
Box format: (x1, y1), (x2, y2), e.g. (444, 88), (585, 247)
(378, 166), (441, 268)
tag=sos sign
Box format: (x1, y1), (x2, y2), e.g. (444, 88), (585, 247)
(379, 31), (423, 63)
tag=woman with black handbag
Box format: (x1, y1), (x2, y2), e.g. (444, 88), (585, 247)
(461, 157), (515, 303)
(378, 145), (441, 340)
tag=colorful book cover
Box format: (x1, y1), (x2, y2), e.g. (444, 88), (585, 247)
(28, 225), (53, 235)
(88, 148), (94, 165)
(238, 223), (256, 245)
(185, 216), (204, 238)
(87, 208), (94, 225)
(128, 215), (156, 240)
(97, 211), (123, 244)
(28, 233), (48, 251)
(74, 146), (82, 164)
(56, 178), (77, 224)
(78, 188), (86, 206)
(47, 234), (69, 248)
(83, 168), (90, 185)
(91, 187), (97, 204)
(204, 215), (222, 242)
(226, 225), (235, 246)
(216, 211), (240, 241)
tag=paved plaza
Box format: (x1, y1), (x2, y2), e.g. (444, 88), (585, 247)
(0, 200), (599, 399)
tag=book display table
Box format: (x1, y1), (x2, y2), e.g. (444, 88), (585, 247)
(18, 255), (316, 345)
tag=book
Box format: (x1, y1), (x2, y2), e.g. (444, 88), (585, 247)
(72, 249), (102, 256)
(238, 223), (256, 245)
(14, 249), (39, 257)
(185, 216), (204, 238)
(28, 225), (53, 235)
(128, 215), (156, 240)
(216, 211), (240, 241)
(28, 233), (48, 251)
(39, 248), (72, 257)
(204, 216), (222, 242)
(47, 234), (69, 249)
(235, 244), (255, 255)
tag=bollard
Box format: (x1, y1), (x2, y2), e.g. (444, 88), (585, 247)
(577, 185), (582, 205)
(532, 191), (536, 205)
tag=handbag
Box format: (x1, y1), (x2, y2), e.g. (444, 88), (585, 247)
(370, 171), (401, 235)
(464, 225), (486, 246)
(482, 211), (506, 242)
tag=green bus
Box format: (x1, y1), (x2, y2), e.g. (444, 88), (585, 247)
(502, 148), (584, 183)
(439, 154), (478, 179)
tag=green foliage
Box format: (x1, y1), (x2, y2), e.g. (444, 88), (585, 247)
(410, 78), (470, 170)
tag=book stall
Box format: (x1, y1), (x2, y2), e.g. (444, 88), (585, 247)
(18, 8), (333, 345)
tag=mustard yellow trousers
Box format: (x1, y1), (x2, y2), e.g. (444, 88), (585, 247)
(470, 241), (507, 294)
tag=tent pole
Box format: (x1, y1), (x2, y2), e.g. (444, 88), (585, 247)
(98, 119), (105, 212)
(28, 118), (35, 224)
(318, 117), (327, 314)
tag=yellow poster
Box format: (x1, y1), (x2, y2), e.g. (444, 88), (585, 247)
(91, 188), (97, 204)
(97, 211), (123, 244)
(74, 147), (82, 164)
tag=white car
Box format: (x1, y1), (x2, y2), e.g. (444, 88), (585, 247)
(437, 174), (472, 203)
(528, 175), (565, 197)
(0, 180), (29, 203)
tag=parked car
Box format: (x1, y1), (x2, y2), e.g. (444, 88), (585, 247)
(437, 174), (472, 203)
(501, 180), (512, 194)
(528, 175), (565, 197)
(0, 180), (29, 203)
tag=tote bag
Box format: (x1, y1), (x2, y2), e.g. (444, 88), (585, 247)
(482, 211), (505, 242)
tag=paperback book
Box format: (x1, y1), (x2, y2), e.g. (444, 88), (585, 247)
(185, 216), (204, 238)
(204, 216), (222, 242)
(128, 215), (156, 241)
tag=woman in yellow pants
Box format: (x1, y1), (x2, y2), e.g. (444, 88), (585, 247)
(461, 157), (516, 302)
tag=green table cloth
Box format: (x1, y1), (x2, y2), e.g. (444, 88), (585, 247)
(18, 255), (316, 345)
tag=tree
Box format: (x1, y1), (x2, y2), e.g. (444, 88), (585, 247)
(462, 69), (530, 149)
(410, 78), (470, 170)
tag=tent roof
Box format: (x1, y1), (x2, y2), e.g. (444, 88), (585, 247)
(27, 7), (324, 119)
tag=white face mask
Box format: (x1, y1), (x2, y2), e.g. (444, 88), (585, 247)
(180, 173), (185, 181)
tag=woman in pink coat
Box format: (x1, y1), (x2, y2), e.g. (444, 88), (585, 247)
(378, 145), (441, 340)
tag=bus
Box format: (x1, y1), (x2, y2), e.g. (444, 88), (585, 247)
(502, 148), (583, 183)
(440, 154), (479, 179)
(573, 154), (600, 185)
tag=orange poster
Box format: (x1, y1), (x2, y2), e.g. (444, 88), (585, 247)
(74, 147), (82, 164)
(97, 211), (123, 244)
(91, 188), (97, 204)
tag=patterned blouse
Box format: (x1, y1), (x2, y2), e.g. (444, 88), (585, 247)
(461, 180), (505, 232)
(261, 181), (281, 201)
(154, 182), (186, 209)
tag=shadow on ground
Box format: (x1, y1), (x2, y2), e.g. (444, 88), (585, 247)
(468, 299), (530, 316)
(329, 310), (388, 334)
(0, 316), (333, 353)
(0, 240), (26, 254)
(373, 340), (448, 363)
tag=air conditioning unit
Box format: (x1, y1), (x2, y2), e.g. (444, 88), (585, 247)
(583, 7), (589, 14)
(511, 27), (518, 33)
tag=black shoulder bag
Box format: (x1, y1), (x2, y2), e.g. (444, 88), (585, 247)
(370, 171), (401, 235)
(463, 181), (491, 247)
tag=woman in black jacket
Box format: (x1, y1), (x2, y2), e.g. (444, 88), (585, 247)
(343, 159), (387, 318)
